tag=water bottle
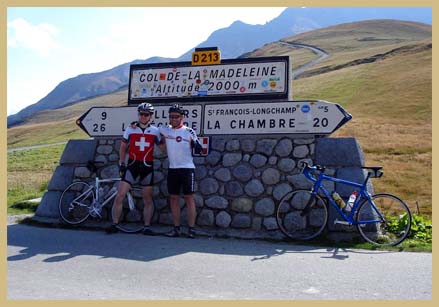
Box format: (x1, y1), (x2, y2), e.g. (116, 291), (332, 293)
(332, 191), (346, 209)
(345, 191), (358, 213)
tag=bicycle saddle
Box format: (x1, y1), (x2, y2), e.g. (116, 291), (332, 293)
(361, 166), (383, 178)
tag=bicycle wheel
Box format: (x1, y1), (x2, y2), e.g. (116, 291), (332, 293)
(59, 181), (94, 225)
(111, 188), (147, 233)
(356, 193), (411, 246)
(276, 189), (328, 240)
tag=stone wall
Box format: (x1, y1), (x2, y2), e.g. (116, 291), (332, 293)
(36, 136), (370, 242)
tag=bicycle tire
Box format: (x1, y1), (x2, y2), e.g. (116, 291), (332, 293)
(59, 181), (95, 225)
(111, 187), (152, 233)
(276, 189), (328, 240)
(356, 193), (412, 246)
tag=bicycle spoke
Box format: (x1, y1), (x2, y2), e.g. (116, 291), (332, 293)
(112, 188), (149, 233)
(356, 193), (411, 246)
(59, 182), (94, 225)
(276, 190), (328, 240)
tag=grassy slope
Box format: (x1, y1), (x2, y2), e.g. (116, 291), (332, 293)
(244, 19), (432, 214)
(7, 20), (432, 215)
(7, 90), (127, 148)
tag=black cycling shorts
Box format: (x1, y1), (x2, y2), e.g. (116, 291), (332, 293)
(167, 168), (195, 195)
(122, 160), (154, 187)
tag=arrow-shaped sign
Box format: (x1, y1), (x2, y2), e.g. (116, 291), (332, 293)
(76, 105), (202, 137)
(77, 100), (351, 137)
(203, 100), (351, 135)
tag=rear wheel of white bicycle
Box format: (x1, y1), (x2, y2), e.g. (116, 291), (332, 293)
(356, 193), (412, 246)
(111, 188), (149, 233)
(276, 190), (328, 240)
(59, 181), (94, 225)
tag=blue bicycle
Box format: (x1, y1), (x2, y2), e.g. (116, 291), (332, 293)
(276, 162), (412, 246)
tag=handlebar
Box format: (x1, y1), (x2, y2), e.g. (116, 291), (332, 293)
(299, 161), (325, 182)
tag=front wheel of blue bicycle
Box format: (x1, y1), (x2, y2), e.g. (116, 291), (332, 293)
(276, 190), (328, 241)
(356, 193), (412, 246)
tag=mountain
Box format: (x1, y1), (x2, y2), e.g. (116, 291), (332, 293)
(177, 7), (431, 60)
(7, 7), (431, 127)
(7, 56), (176, 127)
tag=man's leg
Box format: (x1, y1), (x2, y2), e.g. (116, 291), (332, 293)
(106, 181), (131, 233)
(142, 186), (153, 226)
(183, 194), (196, 228)
(169, 194), (181, 226)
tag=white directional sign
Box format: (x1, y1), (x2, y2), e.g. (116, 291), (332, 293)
(76, 105), (202, 137)
(203, 100), (351, 135)
(77, 101), (351, 137)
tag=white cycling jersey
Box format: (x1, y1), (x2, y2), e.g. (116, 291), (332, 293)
(160, 124), (199, 169)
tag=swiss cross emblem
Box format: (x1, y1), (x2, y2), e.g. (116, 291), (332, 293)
(193, 137), (210, 156)
(135, 137), (151, 151)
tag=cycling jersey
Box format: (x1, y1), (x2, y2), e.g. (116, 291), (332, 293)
(159, 124), (199, 169)
(122, 123), (160, 165)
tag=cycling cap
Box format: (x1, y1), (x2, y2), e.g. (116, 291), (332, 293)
(168, 104), (185, 114)
(137, 102), (154, 113)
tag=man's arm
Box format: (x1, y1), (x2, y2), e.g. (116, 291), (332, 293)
(158, 134), (167, 151)
(119, 140), (128, 165)
(189, 129), (203, 154)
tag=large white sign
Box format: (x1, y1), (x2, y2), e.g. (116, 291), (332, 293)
(129, 59), (287, 101)
(203, 101), (351, 135)
(77, 105), (202, 137)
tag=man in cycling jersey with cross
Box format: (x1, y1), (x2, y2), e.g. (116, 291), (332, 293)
(106, 102), (160, 235)
(159, 104), (203, 238)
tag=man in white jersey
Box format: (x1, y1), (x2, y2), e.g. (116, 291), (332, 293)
(106, 102), (160, 235)
(159, 104), (203, 238)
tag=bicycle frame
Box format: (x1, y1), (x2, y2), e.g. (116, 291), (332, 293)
(304, 168), (385, 226)
(86, 177), (121, 218)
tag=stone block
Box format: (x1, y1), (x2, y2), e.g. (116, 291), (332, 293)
(35, 191), (62, 218)
(59, 139), (97, 165)
(216, 211), (232, 228)
(335, 167), (368, 197)
(47, 166), (75, 191)
(315, 137), (365, 167)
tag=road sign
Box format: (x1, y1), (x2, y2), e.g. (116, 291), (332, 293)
(128, 56), (289, 103)
(203, 100), (351, 135)
(76, 105), (202, 137)
(77, 100), (351, 137)
(192, 47), (221, 65)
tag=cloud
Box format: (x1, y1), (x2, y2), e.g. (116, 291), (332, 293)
(7, 18), (61, 56)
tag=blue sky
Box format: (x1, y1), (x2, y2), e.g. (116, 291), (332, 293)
(6, 7), (287, 116)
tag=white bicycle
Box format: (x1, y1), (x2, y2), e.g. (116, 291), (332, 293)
(58, 174), (148, 233)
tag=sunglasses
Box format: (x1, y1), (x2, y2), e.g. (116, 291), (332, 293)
(139, 112), (151, 117)
(169, 115), (181, 119)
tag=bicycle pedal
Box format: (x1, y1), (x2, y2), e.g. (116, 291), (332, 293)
(334, 219), (352, 226)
